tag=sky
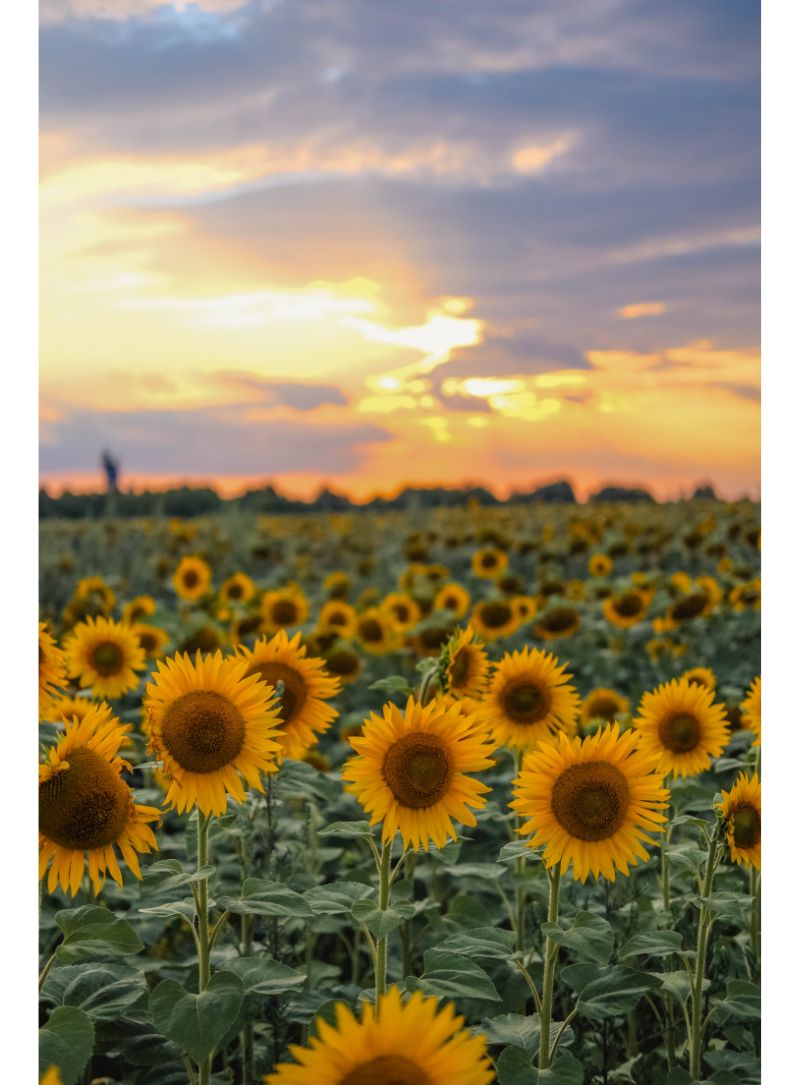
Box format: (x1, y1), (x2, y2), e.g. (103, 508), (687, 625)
(39, 0), (760, 501)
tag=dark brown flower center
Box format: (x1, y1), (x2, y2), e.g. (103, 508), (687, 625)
(481, 553), (498, 568)
(227, 582), (243, 600)
(138, 631), (158, 653)
(182, 569), (200, 590)
(613, 593), (644, 618)
(658, 713), (701, 753)
(359, 618), (384, 643)
(90, 641), (125, 677)
(383, 733), (452, 809)
(161, 690), (246, 773)
(732, 803), (761, 849)
(448, 648), (471, 689)
(586, 695), (621, 721)
(551, 761), (630, 841)
(541, 608), (578, 633)
(479, 602), (512, 628)
(502, 680), (550, 724)
(325, 648), (360, 676)
(327, 609), (349, 627)
(272, 600), (299, 626)
(39, 748), (130, 850)
(671, 592), (708, 620)
(247, 661), (306, 726)
(179, 626), (220, 654)
(341, 1055), (431, 1085)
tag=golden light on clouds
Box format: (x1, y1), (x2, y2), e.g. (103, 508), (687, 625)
(617, 301), (666, 319)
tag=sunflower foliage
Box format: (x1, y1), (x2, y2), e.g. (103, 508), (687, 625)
(38, 499), (760, 1085)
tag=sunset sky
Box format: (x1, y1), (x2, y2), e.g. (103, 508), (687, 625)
(39, 0), (760, 501)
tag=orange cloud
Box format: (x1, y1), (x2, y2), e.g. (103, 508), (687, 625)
(616, 301), (666, 319)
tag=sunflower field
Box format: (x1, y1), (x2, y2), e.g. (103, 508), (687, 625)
(37, 499), (761, 1085)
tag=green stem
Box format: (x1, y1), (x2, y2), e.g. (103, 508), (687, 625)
(513, 749), (527, 954)
(418, 667), (438, 705)
(241, 911), (255, 1085)
(538, 864), (562, 1071)
(749, 866), (760, 977)
(38, 951), (58, 992)
(375, 840), (393, 996)
(688, 833), (720, 1080)
(196, 810), (212, 1085)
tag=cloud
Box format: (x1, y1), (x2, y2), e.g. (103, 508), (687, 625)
(617, 301), (665, 319)
(207, 371), (348, 409)
(39, 402), (393, 475)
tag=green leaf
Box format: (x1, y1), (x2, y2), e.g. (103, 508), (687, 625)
(536, 1053), (585, 1084)
(480, 1013), (540, 1053)
(619, 930), (683, 959)
(305, 881), (374, 914)
(39, 1006), (94, 1085)
(54, 905), (143, 962)
(700, 891), (755, 924)
(217, 878), (314, 918)
(561, 964), (661, 1019)
(59, 963), (147, 1020)
(438, 926), (517, 960)
(317, 820), (377, 839)
(138, 900), (196, 923)
(352, 899), (415, 938)
(497, 1044), (534, 1084)
(217, 957), (307, 996)
(150, 973), (244, 1063)
(415, 950), (501, 1002)
(541, 911), (614, 965)
(369, 676), (413, 695)
(142, 859), (215, 893)
(711, 978), (760, 1020)
(445, 862), (507, 881)
(497, 841), (540, 864)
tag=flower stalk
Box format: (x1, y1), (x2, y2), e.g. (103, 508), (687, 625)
(538, 864), (562, 1071)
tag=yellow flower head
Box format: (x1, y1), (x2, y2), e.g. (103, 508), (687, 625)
(145, 651), (283, 815)
(741, 676), (761, 746)
(39, 622), (67, 718)
(511, 724), (669, 882)
(343, 695), (494, 851)
(633, 677), (730, 777)
(173, 556), (212, 602)
(64, 616), (146, 699)
(39, 703), (160, 896)
(433, 582), (471, 619)
(480, 647), (581, 751)
(717, 771), (761, 870)
(261, 586), (310, 634)
(267, 987), (493, 1085)
(443, 626), (490, 700)
(471, 547), (508, 579)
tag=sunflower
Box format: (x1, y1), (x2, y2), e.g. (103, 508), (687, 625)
(588, 553), (613, 578)
(633, 677), (730, 777)
(471, 598), (519, 641)
(39, 622), (67, 717)
(323, 571), (351, 599)
(219, 573), (256, 607)
(47, 693), (102, 726)
(318, 600), (358, 638)
(343, 695), (494, 851)
(581, 688), (630, 731)
(433, 582), (471, 618)
(741, 676), (761, 746)
(64, 616), (146, 699)
(40, 1069), (64, 1085)
(266, 988), (493, 1085)
(382, 592), (422, 632)
(510, 594), (538, 625)
(662, 577), (721, 627)
(480, 647), (581, 751)
(355, 608), (397, 655)
(122, 595), (157, 625)
(145, 651), (283, 815)
(511, 724), (669, 882)
(471, 547), (508, 579)
(729, 579), (761, 611)
(717, 772), (761, 869)
(39, 704), (160, 896)
(681, 666), (716, 691)
(534, 605), (582, 641)
(235, 631), (341, 760)
(261, 587), (310, 634)
(230, 612), (265, 646)
(442, 627), (490, 700)
(411, 619), (457, 658)
(603, 589), (649, 629)
(173, 556), (212, 602)
(323, 643), (364, 684)
(64, 576), (117, 624)
(133, 622), (170, 659)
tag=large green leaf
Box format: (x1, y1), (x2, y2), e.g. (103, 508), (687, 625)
(619, 930), (683, 959)
(150, 973), (245, 1063)
(413, 950), (501, 1002)
(45, 962), (148, 1020)
(39, 1006), (94, 1085)
(317, 820), (377, 839)
(480, 1013), (541, 1053)
(536, 1053), (585, 1084)
(217, 877), (315, 918)
(142, 859), (215, 893)
(711, 978), (760, 1020)
(305, 881), (374, 914)
(352, 899), (415, 938)
(217, 956), (307, 996)
(561, 964), (661, 1019)
(439, 926), (517, 960)
(54, 905), (143, 962)
(541, 910), (614, 965)
(497, 1044), (535, 1084)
